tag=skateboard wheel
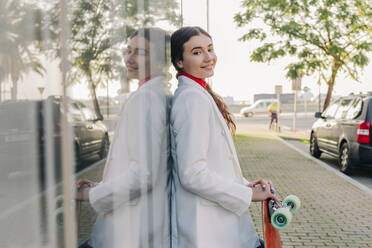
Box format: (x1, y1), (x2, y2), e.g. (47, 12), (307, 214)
(283, 195), (301, 214)
(55, 195), (64, 208)
(271, 207), (292, 229)
(55, 207), (64, 229)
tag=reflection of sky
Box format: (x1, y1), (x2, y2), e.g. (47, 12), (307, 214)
(183, 0), (372, 102)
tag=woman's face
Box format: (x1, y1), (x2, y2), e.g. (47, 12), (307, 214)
(177, 34), (217, 80)
(124, 35), (151, 80)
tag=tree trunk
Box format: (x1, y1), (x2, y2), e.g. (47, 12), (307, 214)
(88, 71), (103, 120)
(322, 60), (341, 111)
(11, 81), (18, 100)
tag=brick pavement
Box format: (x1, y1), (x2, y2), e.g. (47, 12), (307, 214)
(76, 161), (105, 243)
(76, 124), (372, 247)
(235, 132), (372, 248)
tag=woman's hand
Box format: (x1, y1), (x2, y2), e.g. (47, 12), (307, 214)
(248, 179), (279, 202)
(248, 179), (275, 194)
(76, 179), (97, 201)
(251, 184), (279, 202)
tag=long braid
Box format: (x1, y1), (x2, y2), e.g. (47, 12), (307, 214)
(206, 84), (236, 136)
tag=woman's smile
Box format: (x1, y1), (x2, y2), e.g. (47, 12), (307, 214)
(201, 64), (214, 70)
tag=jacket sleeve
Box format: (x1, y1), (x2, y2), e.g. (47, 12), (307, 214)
(172, 90), (252, 216)
(89, 89), (166, 213)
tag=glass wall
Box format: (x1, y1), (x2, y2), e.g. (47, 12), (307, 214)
(0, 0), (180, 247)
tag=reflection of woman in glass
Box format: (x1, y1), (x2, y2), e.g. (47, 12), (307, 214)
(170, 26), (276, 248)
(76, 28), (171, 248)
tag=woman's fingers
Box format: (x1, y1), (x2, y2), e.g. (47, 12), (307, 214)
(251, 186), (281, 202)
(269, 193), (280, 203)
(252, 179), (274, 193)
(76, 179), (96, 191)
(267, 180), (275, 194)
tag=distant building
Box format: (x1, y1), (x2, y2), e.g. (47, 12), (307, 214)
(254, 93), (295, 104)
(222, 96), (234, 105)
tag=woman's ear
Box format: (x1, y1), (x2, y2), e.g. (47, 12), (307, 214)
(176, 60), (184, 69)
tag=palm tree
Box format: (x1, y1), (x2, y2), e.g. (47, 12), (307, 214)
(0, 0), (44, 100)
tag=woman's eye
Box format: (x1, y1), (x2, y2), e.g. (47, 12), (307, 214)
(208, 48), (214, 53)
(193, 51), (201, 55)
(123, 49), (132, 55)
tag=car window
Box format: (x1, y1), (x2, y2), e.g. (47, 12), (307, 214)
(323, 101), (339, 118)
(346, 98), (362, 120)
(334, 98), (353, 119)
(69, 104), (84, 122)
(81, 107), (97, 121)
(257, 102), (265, 108)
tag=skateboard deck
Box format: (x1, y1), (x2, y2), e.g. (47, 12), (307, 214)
(262, 195), (301, 248)
(262, 199), (282, 248)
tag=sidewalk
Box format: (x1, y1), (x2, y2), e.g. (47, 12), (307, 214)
(236, 126), (372, 247)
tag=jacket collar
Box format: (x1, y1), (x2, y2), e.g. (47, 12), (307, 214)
(178, 71), (207, 90)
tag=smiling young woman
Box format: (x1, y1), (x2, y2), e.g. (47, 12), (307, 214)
(170, 26), (275, 248)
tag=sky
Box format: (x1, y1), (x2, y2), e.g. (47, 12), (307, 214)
(14, 0), (372, 103)
(181, 0), (372, 103)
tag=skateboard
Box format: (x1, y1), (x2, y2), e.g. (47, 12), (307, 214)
(262, 195), (300, 248)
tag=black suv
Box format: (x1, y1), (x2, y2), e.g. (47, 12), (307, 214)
(0, 96), (109, 186)
(310, 93), (372, 174)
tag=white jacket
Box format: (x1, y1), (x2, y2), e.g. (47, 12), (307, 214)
(89, 76), (171, 248)
(170, 75), (260, 248)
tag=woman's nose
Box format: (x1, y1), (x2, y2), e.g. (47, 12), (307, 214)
(204, 51), (213, 61)
(125, 53), (135, 64)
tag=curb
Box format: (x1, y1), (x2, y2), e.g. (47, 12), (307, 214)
(271, 133), (372, 197)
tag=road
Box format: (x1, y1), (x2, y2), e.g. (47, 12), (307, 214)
(283, 138), (372, 190)
(235, 112), (316, 131)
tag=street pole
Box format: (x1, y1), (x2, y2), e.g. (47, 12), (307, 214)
(277, 93), (281, 132)
(206, 0), (211, 88)
(181, 0), (183, 26)
(318, 84), (321, 112)
(38, 87), (45, 100)
(275, 85), (282, 132)
(293, 90), (297, 132)
(318, 72), (321, 112)
(206, 0), (210, 32)
(106, 82), (109, 119)
(292, 78), (301, 132)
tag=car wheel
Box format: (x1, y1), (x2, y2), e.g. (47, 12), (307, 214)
(310, 133), (321, 158)
(243, 112), (249, 118)
(338, 142), (353, 174)
(99, 135), (109, 159)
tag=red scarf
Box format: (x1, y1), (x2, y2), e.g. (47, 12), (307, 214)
(138, 73), (164, 88)
(178, 71), (207, 90)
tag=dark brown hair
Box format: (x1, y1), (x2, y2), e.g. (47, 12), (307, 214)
(171, 26), (236, 134)
(130, 27), (171, 67)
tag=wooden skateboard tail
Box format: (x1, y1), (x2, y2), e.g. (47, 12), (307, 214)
(262, 199), (282, 248)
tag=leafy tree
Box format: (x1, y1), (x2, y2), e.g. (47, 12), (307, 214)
(0, 0), (45, 100)
(49, 0), (180, 119)
(235, 0), (372, 110)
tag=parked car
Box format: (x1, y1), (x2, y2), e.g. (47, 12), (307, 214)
(310, 93), (372, 174)
(0, 96), (109, 186)
(240, 99), (278, 117)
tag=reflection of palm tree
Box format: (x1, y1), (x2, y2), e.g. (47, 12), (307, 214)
(0, 0), (44, 100)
